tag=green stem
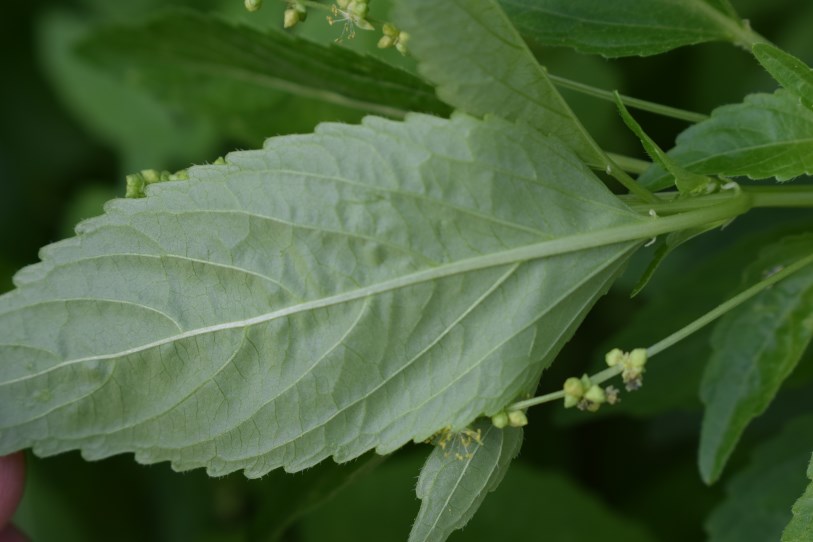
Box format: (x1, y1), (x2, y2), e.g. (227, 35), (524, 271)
(693, 0), (769, 50)
(507, 250), (813, 412)
(646, 252), (813, 357)
(549, 74), (708, 123)
(745, 185), (813, 208)
(605, 157), (658, 203)
(605, 153), (651, 175)
(620, 186), (813, 215)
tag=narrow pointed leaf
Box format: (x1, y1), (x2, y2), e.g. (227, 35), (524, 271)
(707, 415), (813, 542)
(782, 453), (813, 542)
(393, 0), (607, 168)
(409, 421), (522, 542)
(640, 91), (813, 190)
(699, 235), (813, 484)
(614, 92), (713, 195)
(753, 43), (813, 107)
(498, 0), (745, 58)
(0, 113), (643, 476)
(77, 10), (450, 122)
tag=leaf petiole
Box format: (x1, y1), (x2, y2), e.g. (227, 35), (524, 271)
(549, 74), (708, 123)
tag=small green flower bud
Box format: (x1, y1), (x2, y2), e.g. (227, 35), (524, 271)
(141, 169), (161, 184)
(284, 8), (301, 28)
(125, 173), (146, 199)
(605, 348), (624, 367)
(382, 22), (399, 37)
(580, 374), (592, 390)
(244, 0), (262, 12)
(508, 410), (528, 427)
(348, 0), (368, 18)
(584, 384), (606, 404)
(629, 348), (648, 368)
(491, 412), (509, 429)
(395, 32), (409, 55)
(563, 377), (584, 397)
(563, 394), (580, 409)
(377, 34), (395, 49)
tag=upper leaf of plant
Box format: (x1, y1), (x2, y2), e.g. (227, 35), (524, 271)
(77, 9), (450, 125)
(0, 113), (644, 476)
(639, 91), (813, 190)
(497, 0), (748, 58)
(410, 421), (522, 542)
(699, 234), (813, 484)
(753, 43), (813, 109)
(393, 0), (608, 169)
(782, 452), (813, 542)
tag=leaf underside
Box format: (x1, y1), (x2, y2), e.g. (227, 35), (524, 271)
(409, 421), (522, 542)
(498, 0), (739, 57)
(699, 235), (813, 484)
(0, 113), (642, 477)
(640, 91), (813, 190)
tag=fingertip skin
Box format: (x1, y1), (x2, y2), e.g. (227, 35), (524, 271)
(0, 453), (25, 529)
(0, 524), (28, 542)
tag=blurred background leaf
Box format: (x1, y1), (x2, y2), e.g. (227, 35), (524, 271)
(706, 415), (813, 542)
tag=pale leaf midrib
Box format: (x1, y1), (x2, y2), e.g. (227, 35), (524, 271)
(2, 225), (642, 388)
(8, 243), (629, 457)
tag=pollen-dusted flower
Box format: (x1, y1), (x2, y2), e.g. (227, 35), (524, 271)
(328, 0), (374, 40)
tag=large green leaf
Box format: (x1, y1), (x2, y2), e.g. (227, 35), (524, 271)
(707, 415), (813, 542)
(699, 235), (813, 484)
(498, 0), (745, 57)
(410, 421), (522, 542)
(640, 91), (813, 190)
(783, 452), (813, 541)
(0, 114), (644, 476)
(77, 9), (449, 126)
(393, 0), (607, 168)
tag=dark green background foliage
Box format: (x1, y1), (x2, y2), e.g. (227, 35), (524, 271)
(2, 0), (812, 540)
